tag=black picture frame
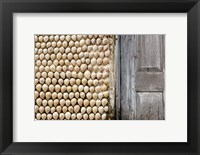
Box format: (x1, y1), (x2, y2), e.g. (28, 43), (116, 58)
(0, 0), (199, 154)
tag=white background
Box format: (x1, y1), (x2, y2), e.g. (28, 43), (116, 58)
(13, 13), (187, 142)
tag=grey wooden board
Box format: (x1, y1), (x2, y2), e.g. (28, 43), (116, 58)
(136, 92), (164, 120)
(136, 35), (164, 72)
(115, 35), (121, 120)
(135, 35), (165, 120)
(116, 35), (165, 120)
(135, 72), (164, 91)
(119, 35), (136, 120)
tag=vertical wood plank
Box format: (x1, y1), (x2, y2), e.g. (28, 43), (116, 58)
(120, 35), (136, 120)
(115, 35), (121, 120)
(162, 35), (165, 119)
(136, 92), (164, 120)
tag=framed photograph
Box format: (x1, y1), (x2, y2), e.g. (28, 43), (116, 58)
(0, 0), (199, 154)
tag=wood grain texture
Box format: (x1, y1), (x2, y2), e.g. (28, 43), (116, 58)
(135, 35), (165, 120)
(136, 92), (164, 120)
(115, 35), (121, 120)
(136, 35), (164, 72)
(136, 72), (164, 91)
(116, 35), (165, 120)
(120, 35), (136, 120)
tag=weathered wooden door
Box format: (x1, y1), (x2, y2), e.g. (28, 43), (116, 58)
(116, 35), (165, 120)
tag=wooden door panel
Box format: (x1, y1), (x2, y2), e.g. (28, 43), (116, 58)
(135, 72), (165, 91)
(135, 35), (165, 120)
(136, 92), (164, 120)
(116, 35), (165, 120)
(136, 35), (164, 72)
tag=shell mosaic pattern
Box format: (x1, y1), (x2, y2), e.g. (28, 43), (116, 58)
(34, 35), (114, 120)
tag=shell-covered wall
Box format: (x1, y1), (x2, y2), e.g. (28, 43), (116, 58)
(34, 35), (115, 120)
